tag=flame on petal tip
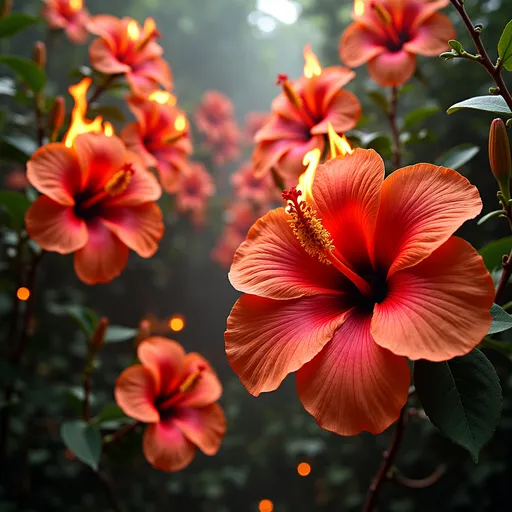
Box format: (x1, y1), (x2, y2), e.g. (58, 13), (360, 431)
(303, 44), (322, 79)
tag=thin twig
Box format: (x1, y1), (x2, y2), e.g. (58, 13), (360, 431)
(450, 0), (512, 112)
(88, 75), (117, 105)
(363, 408), (407, 512)
(103, 421), (141, 446)
(387, 86), (401, 169)
(97, 469), (124, 512)
(394, 464), (447, 489)
(495, 248), (512, 303)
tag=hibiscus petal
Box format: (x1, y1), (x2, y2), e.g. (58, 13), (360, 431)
(367, 50), (417, 87)
(253, 139), (298, 178)
(339, 23), (386, 68)
(25, 197), (87, 254)
(411, 0), (450, 29)
(311, 89), (361, 135)
(255, 115), (308, 143)
(173, 404), (226, 455)
(225, 293), (350, 396)
(130, 57), (172, 92)
(74, 133), (127, 192)
(138, 337), (186, 397)
(143, 419), (196, 472)
(89, 38), (131, 75)
(121, 123), (158, 168)
(26, 143), (83, 206)
(276, 135), (325, 181)
(296, 311), (410, 436)
(114, 365), (160, 422)
(372, 237), (494, 361)
(312, 149), (384, 273)
(73, 220), (129, 284)
(100, 203), (163, 258)
(405, 13), (455, 56)
(229, 208), (348, 299)
(374, 163), (482, 276)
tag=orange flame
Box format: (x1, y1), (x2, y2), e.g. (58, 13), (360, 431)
(303, 44), (322, 79)
(174, 114), (187, 132)
(328, 122), (353, 159)
(354, 0), (365, 16)
(69, 0), (83, 12)
(64, 78), (115, 148)
(297, 148), (321, 202)
(127, 20), (140, 41)
(148, 91), (177, 106)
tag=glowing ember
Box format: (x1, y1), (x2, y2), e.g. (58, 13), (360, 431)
(174, 114), (187, 132)
(169, 314), (185, 332)
(303, 44), (322, 79)
(127, 20), (140, 41)
(354, 0), (365, 16)
(148, 91), (177, 106)
(17, 287), (30, 301)
(64, 78), (115, 148)
(297, 462), (311, 476)
(69, 0), (83, 11)
(327, 122), (353, 159)
(298, 148), (321, 202)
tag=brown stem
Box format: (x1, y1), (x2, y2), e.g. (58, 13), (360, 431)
(88, 75), (117, 105)
(450, 0), (512, 112)
(394, 464), (447, 489)
(103, 421), (141, 446)
(495, 248), (512, 303)
(35, 95), (45, 147)
(97, 469), (124, 512)
(387, 86), (401, 169)
(363, 407), (407, 512)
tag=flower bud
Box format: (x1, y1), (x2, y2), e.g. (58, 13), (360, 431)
(1, 0), (12, 18)
(32, 41), (46, 69)
(91, 317), (109, 351)
(489, 118), (511, 200)
(134, 319), (151, 347)
(49, 96), (65, 141)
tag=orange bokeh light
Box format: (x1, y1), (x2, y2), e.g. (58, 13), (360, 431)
(17, 287), (30, 301)
(259, 499), (274, 512)
(169, 315), (185, 332)
(69, 0), (83, 11)
(297, 462), (311, 477)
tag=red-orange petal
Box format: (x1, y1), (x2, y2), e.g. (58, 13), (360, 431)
(89, 38), (131, 75)
(25, 197), (87, 254)
(311, 89), (361, 135)
(312, 149), (384, 273)
(374, 163), (482, 277)
(296, 311), (410, 436)
(367, 50), (417, 87)
(73, 220), (129, 284)
(26, 143), (83, 206)
(100, 203), (163, 258)
(339, 23), (386, 68)
(173, 403), (226, 455)
(405, 13), (455, 56)
(143, 419), (196, 472)
(372, 237), (494, 361)
(138, 337), (186, 397)
(114, 365), (160, 423)
(229, 208), (348, 300)
(225, 294), (350, 396)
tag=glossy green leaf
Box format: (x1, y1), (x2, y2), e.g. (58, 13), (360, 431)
(449, 39), (464, 53)
(435, 143), (480, 170)
(489, 303), (512, 334)
(403, 105), (440, 129)
(498, 20), (512, 71)
(0, 191), (30, 230)
(104, 326), (137, 343)
(49, 304), (99, 338)
(61, 420), (101, 471)
(414, 349), (502, 462)
(0, 55), (46, 92)
(367, 90), (388, 112)
(94, 404), (128, 425)
(447, 95), (511, 115)
(0, 13), (39, 39)
(480, 237), (512, 270)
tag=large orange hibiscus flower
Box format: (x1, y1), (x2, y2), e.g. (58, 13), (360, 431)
(225, 149), (494, 436)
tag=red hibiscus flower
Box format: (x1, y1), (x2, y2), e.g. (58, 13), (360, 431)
(340, 0), (455, 87)
(194, 90), (235, 144)
(115, 337), (226, 472)
(225, 149), (494, 436)
(206, 121), (241, 167)
(42, 0), (90, 44)
(88, 16), (172, 95)
(25, 134), (164, 285)
(121, 95), (192, 193)
(231, 161), (275, 207)
(254, 45), (361, 181)
(175, 162), (215, 228)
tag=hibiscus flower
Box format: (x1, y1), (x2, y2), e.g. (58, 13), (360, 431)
(225, 149), (494, 435)
(194, 90), (236, 144)
(42, 0), (90, 44)
(115, 337), (226, 472)
(340, 0), (455, 87)
(231, 161), (275, 207)
(25, 133), (163, 284)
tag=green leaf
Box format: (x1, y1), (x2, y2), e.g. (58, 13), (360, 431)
(367, 90), (388, 112)
(498, 20), (512, 71)
(0, 191), (30, 230)
(0, 56), (46, 92)
(94, 404), (128, 425)
(403, 105), (440, 129)
(61, 420), (101, 471)
(49, 304), (98, 338)
(88, 104), (126, 123)
(104, 326), (137, 343)
(449, 39), (464, 53)
(478, 210), (504, 226)
(489, 303), (512, 334)
(435, 143), (480, 170)
(414, 349), (502, 462)
(480, 237), (512, 270)
(447, 95), (511, 115)
(0, 13), (39, 39)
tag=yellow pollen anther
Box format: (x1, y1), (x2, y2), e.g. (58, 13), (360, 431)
(105, 165), (134, 196)
(179, 370), (203, 394)
(283, 187), (335, 264)
(371, 1), (392, 25)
